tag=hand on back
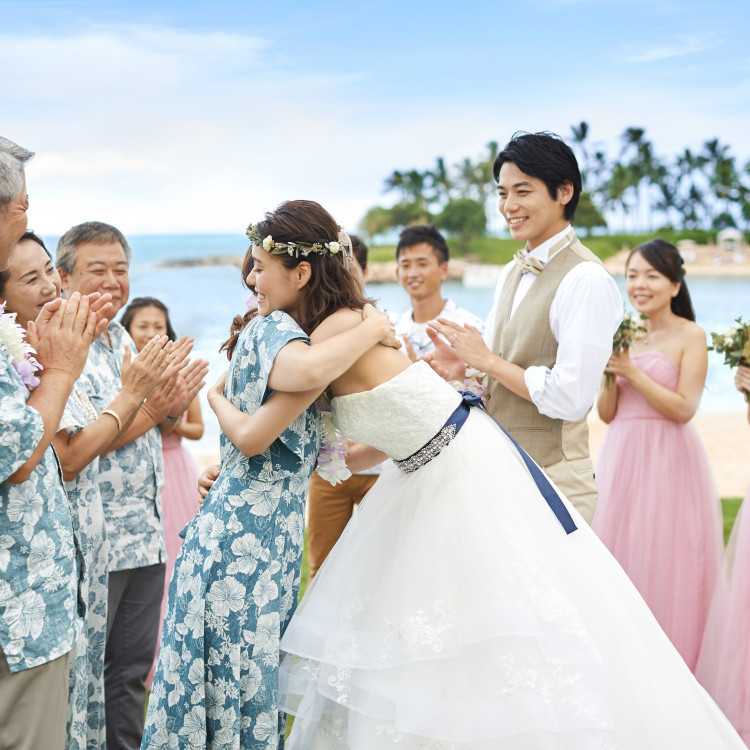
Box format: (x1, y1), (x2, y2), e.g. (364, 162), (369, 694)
(362, 304), (401, 349)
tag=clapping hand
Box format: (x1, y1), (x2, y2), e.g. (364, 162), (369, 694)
(26, 292), (103, 381)
(159, 336), (194, 382)
(402, 336), (417, 363)
(422, 323), (467, 381)
(167, 359), (210, 420)
(427, 318), (490, 375)
(31, 292), (113, 342)
(120, 336), (172, 402)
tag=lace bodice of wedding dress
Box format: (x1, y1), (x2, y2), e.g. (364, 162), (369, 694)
(331, 361), (461, 460)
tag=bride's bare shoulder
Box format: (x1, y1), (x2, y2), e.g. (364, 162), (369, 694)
(310, 308), (363, 344)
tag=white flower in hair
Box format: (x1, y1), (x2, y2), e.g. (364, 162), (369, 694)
(262, 235), (273, 251)
(328, 241), (340, 254)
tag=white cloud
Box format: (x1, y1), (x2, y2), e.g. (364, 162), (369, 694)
(32, 150), (162, 178)
(2, 22), (747, 236)
(619, 35), (715, 63)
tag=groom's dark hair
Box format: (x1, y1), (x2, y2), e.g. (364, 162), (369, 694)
(493, 132), (582, 221)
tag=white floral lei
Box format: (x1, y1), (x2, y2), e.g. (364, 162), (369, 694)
(0, 302), (42, 388)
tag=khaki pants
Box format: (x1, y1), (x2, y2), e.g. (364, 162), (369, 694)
(542, 455), (598, 525)
(307, 472), (378, 578)
(0, 648), (70, 750)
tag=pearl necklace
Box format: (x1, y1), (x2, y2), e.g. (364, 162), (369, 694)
(73, 384), (99, 424)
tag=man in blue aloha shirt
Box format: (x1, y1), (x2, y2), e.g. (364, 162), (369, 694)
(0, 136), (110, 750)
(56, 221), (205, 750)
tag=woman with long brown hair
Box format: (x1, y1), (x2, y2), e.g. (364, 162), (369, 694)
(141, 200), (397, 749)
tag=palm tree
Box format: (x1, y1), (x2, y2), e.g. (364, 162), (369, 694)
(426, 157), (452, 205)
(703, 139), (740, 224)
(673, 149), (708, 229)
(570, 121), (591, 187)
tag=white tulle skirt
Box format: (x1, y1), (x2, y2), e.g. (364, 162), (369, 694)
(280, 410), (744, 749)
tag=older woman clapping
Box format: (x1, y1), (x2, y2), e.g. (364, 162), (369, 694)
(0, 230), (183, 750)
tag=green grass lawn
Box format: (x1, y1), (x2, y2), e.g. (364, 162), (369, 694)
(722, 497), (742, 544)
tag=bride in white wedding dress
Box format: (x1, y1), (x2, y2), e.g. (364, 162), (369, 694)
(279, 318), (745, 748)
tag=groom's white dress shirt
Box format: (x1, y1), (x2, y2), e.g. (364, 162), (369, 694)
(483, 225), (623, 421)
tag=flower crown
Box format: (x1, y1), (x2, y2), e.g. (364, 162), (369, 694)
(245, 224), (352, 267)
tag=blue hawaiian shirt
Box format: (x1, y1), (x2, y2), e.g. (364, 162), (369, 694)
(61, 385), (109, 749)
(0, 349), (81, 673)
(77, 321), (165, 572)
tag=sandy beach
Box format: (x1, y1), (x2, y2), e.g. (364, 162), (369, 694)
(602, 244), (750, 278)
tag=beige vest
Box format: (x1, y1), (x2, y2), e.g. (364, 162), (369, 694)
(486, 230), (603, 466)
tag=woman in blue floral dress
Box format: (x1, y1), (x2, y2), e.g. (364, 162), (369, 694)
(142, 201), (397, 750)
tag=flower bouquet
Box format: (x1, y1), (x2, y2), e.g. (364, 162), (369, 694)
(709, 317), (750, 401)
(605, 312), (646, 388)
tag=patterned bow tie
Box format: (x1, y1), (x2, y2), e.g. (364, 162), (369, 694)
(514, 249), (545, 276)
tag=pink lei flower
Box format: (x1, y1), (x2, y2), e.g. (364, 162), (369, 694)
(0, 302), (43, 389)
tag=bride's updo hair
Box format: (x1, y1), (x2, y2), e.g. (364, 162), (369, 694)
(221, 200), (373, 359)
(627, 238), (696, 322)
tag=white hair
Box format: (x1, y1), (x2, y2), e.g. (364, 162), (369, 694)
(0, 137), (34, 210)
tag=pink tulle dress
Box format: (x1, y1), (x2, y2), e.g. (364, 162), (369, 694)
(146, 428), (200, 688)
(697, 485), (750, 744)
(593, 350), (723, 672)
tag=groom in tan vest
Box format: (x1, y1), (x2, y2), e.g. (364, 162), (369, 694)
(427, 132), (622, 523)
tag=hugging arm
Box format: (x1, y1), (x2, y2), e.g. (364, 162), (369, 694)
(208, 373), (320, 457)
(267, 306), (398, 392)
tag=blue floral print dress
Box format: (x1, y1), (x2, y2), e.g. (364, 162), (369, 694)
(61, 384), (109, 750)
(142, 311), (321, 750)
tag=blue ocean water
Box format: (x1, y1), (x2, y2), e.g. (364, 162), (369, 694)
(88, 234), (749, 455)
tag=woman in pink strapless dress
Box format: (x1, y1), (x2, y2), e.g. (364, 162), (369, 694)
(120, 297), (205, 687)
(697, 365), (750, 743)
(594, 239), (723, 673)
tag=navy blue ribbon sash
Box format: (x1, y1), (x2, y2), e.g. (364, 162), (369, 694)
(457, 392), (578, 535)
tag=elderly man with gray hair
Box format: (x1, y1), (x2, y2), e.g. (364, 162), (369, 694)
(0, 136), (111, 749)
(56, 220), (208, 750)
(0, 136), (33, 265)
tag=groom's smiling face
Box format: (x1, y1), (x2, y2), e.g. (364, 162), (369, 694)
(497, 161), (572, 251)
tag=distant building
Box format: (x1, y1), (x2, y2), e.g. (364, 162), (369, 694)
(716, 228), (746, 264)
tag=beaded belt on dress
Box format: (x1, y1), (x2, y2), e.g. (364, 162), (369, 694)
(394, 392), (578, 535)
(393, 399), (472, 474)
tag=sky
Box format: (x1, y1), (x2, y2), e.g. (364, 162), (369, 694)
(1, 0), (748, 236)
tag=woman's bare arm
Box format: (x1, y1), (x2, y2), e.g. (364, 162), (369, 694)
(207, 373), (320, 457)
(267, 306), (398, 392)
